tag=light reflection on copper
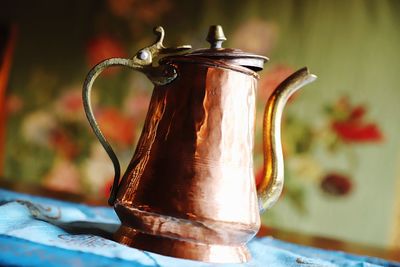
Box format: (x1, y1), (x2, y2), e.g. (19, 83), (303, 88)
(112, 57), (316, 263)
(114, 58), (260, 262)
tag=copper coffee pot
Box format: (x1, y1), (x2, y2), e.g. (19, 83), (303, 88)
(83, 25), (316, 263)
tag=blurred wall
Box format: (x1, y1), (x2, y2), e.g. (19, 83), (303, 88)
(1, 0), (400, 249)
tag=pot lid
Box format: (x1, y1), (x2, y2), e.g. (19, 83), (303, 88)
(185, 25), (269, 72)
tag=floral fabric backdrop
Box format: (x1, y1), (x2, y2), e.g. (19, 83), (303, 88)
(1, 0), (400, 249)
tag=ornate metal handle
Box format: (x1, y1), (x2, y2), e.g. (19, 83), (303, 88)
(82, 27), (191, 206)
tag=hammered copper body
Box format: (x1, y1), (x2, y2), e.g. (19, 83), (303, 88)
(82, 26), (316, 263)
(114, 57), (260, 262)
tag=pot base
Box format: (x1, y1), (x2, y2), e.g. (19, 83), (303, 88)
(114, 224), (251, 263)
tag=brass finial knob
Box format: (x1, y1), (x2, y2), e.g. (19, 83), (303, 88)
(206, 25), (226, 49)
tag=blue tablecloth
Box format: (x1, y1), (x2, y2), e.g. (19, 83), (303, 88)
(0, 188), (398, 267)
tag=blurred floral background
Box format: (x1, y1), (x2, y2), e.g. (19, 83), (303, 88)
(1, 0), (400, 250)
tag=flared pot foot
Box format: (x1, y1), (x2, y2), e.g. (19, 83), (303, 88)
(114, 224), (251, 263)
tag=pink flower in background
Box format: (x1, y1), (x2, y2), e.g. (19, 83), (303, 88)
(96, 108), (135, 146)
(329, 97), (383, 143)
(259, 65), (294, 101)
(320, 172), (352, 196)
(54, 88), (85, 121)
(58, 90), (82, 113)
(43, 157), (82, 194)
(332, 121), (382, 143)
(86, 35), (127, 75)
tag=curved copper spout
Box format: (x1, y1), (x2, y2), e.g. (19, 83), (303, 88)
(258, 67), (317, 212)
